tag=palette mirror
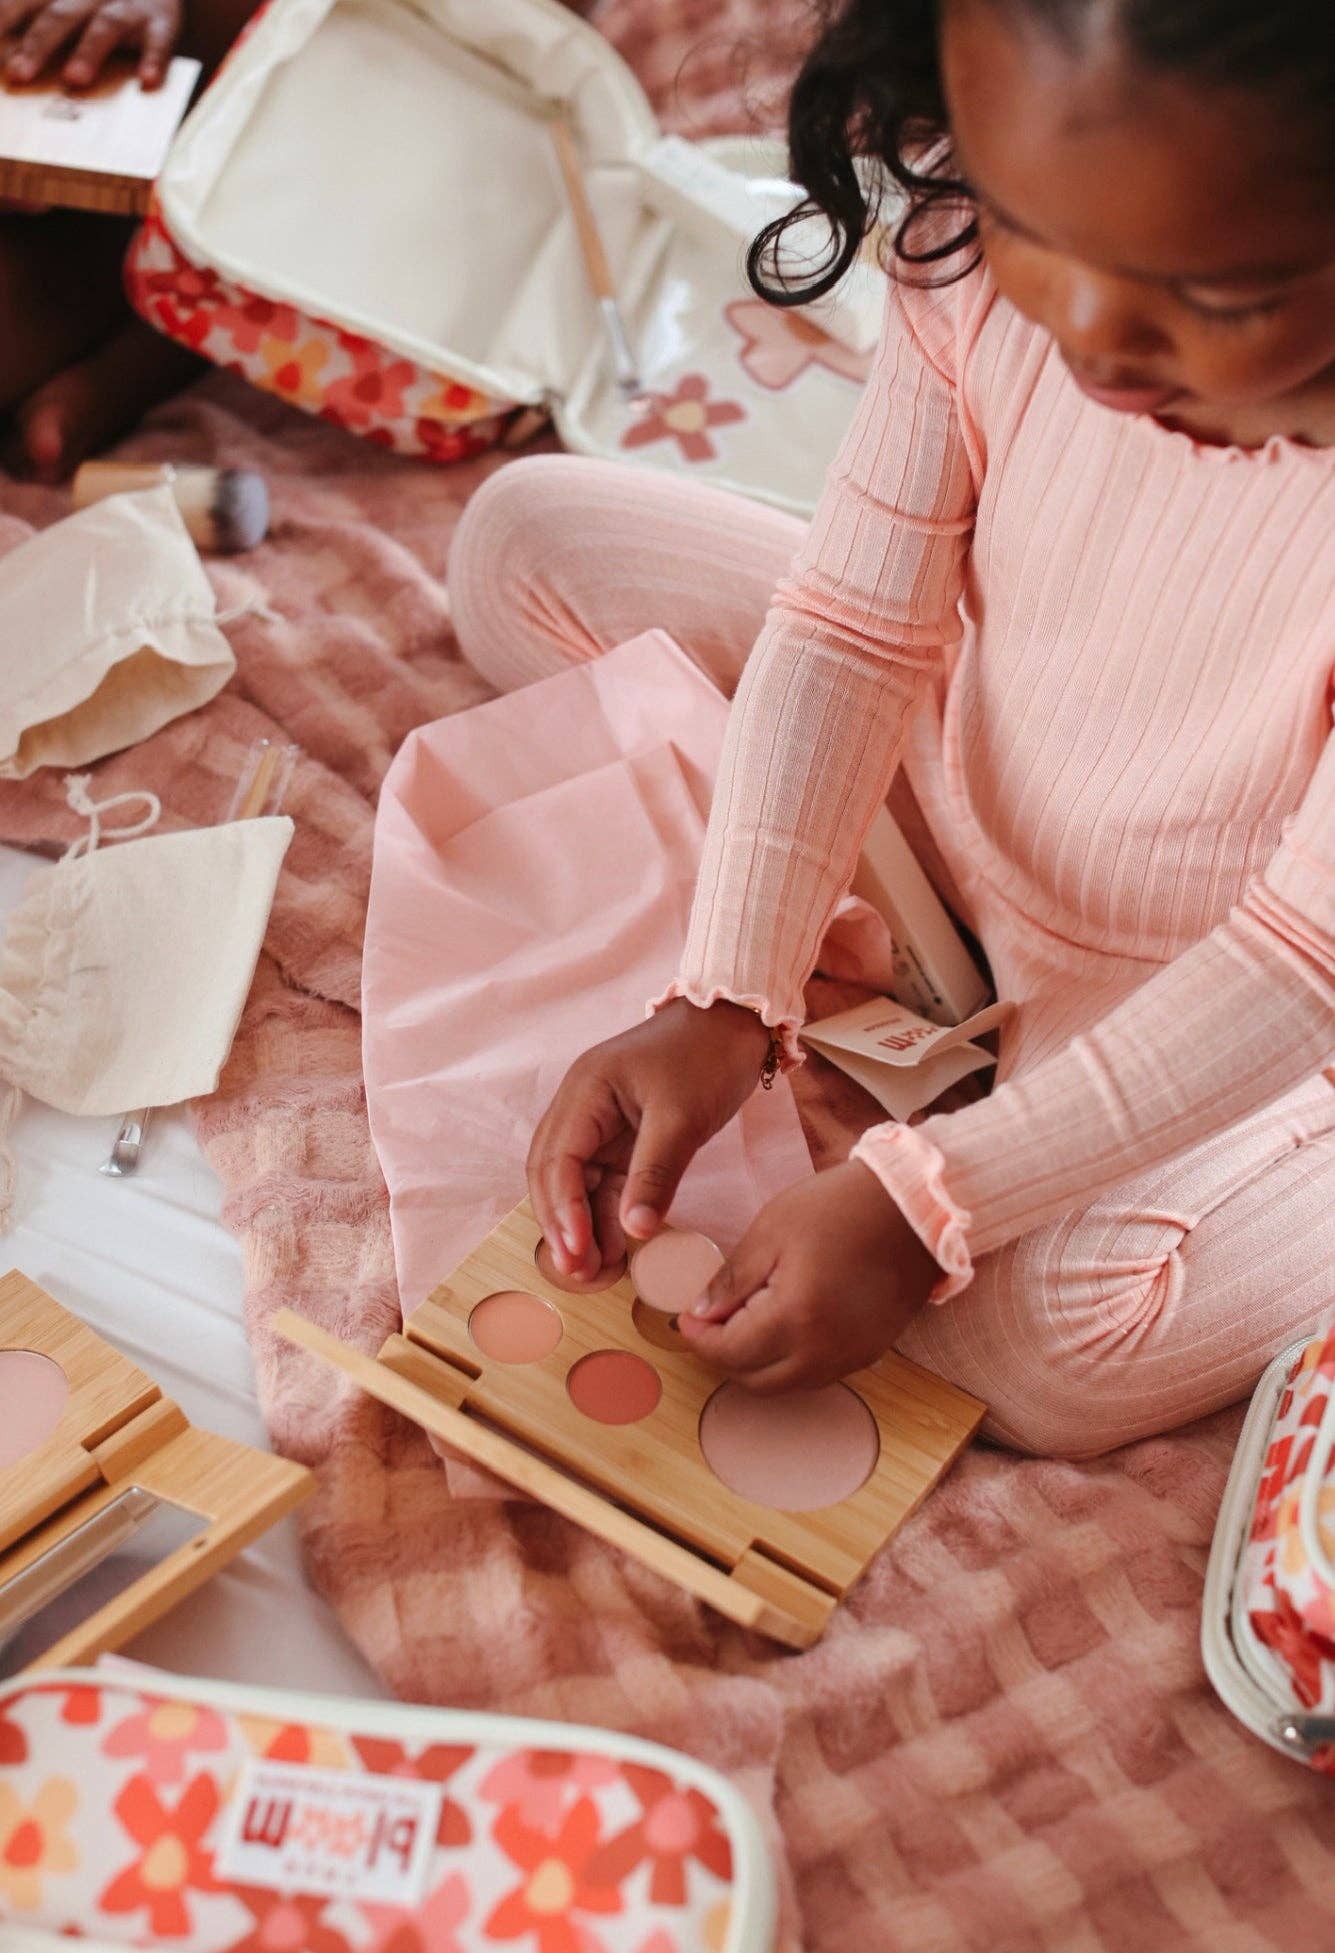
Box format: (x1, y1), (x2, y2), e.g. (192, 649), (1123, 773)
(0, 1270), (311, 1673)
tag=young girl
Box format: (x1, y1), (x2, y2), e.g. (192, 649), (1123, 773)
(448, 0), (1335, 1458)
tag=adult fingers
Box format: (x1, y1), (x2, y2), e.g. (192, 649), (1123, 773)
(619, 1105), (704, 1240)
(135, 1), (174, 84)
(0, 0), (44, 42)
(7, 0), (94, 81)
(64, 2), (133, 85)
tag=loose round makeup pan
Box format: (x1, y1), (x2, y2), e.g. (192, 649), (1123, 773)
(322, 1202), (985, 1649)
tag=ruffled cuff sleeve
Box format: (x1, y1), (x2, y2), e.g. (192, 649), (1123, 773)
(850, 1119), (973, 1301)
(646, 980), (806, 1069)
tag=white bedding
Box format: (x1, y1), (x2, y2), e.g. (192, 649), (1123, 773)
(1, 843), (383, 1699)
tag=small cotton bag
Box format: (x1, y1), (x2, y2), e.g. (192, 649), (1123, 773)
(0, 779), (291, 1221)
(0, 488), (237, 780)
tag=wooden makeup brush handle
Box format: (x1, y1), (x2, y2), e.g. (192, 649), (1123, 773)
(549, 114), (615, 301)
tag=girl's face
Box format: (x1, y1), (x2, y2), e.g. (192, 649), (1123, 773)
(940, 0), (1335, 427)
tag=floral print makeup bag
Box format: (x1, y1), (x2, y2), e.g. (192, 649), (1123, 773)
(1203, 1315), (1335, 1777)
(126, 0), (881, 515)
(0, 1664), (775, 1951)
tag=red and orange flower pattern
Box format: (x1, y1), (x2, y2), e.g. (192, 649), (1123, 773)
(125, 210), (510, 465)
(0, 1678), (745, 1950)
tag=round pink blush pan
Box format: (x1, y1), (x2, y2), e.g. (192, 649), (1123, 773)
(567, 1350), (661, 1425)
(699, 1382), (879, 1511)
(468, 1291), (562, 1365)
(630, 1229), (724, 1314)
(0, 1349), (69, 1467)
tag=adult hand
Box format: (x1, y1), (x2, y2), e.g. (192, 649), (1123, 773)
(3, 0), (182, 90)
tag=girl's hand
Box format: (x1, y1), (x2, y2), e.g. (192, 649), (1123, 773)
(680, 1159), (938, 1392)
(2, 0), (181, 89)
(528, 998), (774, 1282)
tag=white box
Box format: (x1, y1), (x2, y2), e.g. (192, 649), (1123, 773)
(852, 805), (991, 1026)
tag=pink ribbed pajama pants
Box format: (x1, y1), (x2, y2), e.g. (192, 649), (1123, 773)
(448, 456), (1335, 1457)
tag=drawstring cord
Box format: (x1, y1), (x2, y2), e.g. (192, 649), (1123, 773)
(62, 773), (162, 859)
(216, 596), (282, 627)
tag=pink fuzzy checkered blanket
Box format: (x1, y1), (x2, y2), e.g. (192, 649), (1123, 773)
(0, 5), (1332, 1946)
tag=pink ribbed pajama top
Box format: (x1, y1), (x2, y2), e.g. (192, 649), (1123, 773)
(669, 268), (1335, 1268)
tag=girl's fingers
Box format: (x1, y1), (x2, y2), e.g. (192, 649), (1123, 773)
(531, 1138), (595, 1272)
(64, 4), (130, 84)
(0, 0), (44, 41)
(679, 1285), (789, 1373)
(690, 1229), (779, 1323)
(526, 1075), (626, 1273)
(7, 0), (93, 80)
(590, 1169), (627, 1268)
(732, 1356), (808, 1397)
(619, 1106), (704, 1240)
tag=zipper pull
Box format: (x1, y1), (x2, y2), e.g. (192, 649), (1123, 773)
(1277, 1714), (1335, 1757)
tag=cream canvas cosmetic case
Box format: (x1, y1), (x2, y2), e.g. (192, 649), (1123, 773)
(1203, 1314), (1335, 1778)
(126, 0), (883, 513)
(0, 1662), (776, 1949)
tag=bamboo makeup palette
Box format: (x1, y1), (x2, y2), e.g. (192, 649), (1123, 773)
(0, 1271), (311, 1674)
(278, 1201), (984, 1649)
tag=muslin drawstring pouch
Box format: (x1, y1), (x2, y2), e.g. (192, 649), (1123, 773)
(0, 486), (240, 779)
(0, 777), (293, 1221)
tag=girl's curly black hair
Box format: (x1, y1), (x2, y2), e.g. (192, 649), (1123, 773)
(748, 0), (1335, 304)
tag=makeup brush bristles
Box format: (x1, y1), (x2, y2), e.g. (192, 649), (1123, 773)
(207, 468), (271, 554)
(72, 461), (270, 554)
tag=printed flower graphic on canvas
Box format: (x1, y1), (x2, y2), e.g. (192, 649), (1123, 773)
(414, 418), (493, 465)
(216, 295), (302, 357)
(57, 1684), (102, 1728)
(585, 1768), (731, 1907)
(619, 375), (744, 464)
(724, 299), (871, 391)
(479, 1749), (618, 1836)
(486, 1796), (621, 1953)
(349, 1737), (475, 1848)
(702, 1900), (733, 1952)
(236, 1714), (351, 1771)
(224, 1887), (354, 1953)
(359, 1870), (470, 1953)
(324, 351), (418, 429)
(0, 1699), (27, 1765)
(1250, 1589), (1335, 1710)
(417, 377), (493, 427)
(262, 337), (330, 409)
(99, 1772), (223, 1937)
(103, 1698), (229, 1785)
(0, 1777), (78, 1911)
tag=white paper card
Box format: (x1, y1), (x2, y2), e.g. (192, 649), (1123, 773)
(0, 57), (200, 181)
(801, 997), (1012, 1121)
(215, 1759), (442, 1906)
